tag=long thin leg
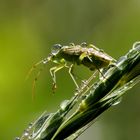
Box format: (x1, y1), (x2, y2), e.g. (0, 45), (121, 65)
(68, 64), (79, 90)
(50, 65), (65, 92)
(78, 70), (97, 95)
(82, 72), (98, 95)
(86, 55), (106, 79)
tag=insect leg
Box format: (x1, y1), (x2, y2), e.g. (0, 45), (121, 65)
(50, 65), (65, 92)
(81, 71), (98, 95)
(68, 64), (80, 90)
(84, 54), (105, 78)
(73, 70), (98, 97)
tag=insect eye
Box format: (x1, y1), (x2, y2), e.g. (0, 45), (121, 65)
(51, 44), (62, 55)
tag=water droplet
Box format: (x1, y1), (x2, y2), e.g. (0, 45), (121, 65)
(60, 100), (70, 110)
(132, 42), (140, 49)
(89, 89), (94, 94)
(74, 91), (79, 96)
(112, 97), (122, 106)
(28, 135), (32, 139)
(81, 95), (87, 100)
(28, 123), (33, 129)
(69, 43), (75, 46)
(51, 44), (62, 55)
(81, 42), (87, 47)
(15, 137), (20, 140)
(43, 59), (47, 64)
(117, 56), (127, 64)
(24, 130), (29, 137)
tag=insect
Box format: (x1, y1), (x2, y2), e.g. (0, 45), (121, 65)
(28, 42), (116, 94)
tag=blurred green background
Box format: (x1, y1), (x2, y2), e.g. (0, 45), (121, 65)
(0, 0), (140, 140)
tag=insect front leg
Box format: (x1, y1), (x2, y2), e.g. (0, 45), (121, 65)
(50, 65), (65, 92)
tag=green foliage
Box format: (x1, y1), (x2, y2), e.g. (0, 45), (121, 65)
(1, 1), (140, 140)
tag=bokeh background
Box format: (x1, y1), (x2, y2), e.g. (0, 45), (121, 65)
(0, 0), (140, 139)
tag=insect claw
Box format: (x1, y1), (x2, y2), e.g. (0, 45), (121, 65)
(52, 82), (57, 93)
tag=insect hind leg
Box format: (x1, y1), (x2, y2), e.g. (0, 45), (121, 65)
(50, 65), (65, 92)
(68, 64), (80, 90)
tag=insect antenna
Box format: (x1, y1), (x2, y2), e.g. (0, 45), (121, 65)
(26, 62), (39, 80)
(26, 55), (52, 99)
(31, 66), (43, 100)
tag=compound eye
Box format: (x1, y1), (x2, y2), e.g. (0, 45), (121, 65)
(51, 44), (62, 55)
